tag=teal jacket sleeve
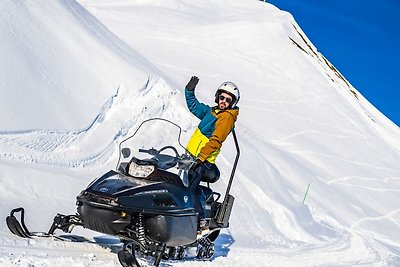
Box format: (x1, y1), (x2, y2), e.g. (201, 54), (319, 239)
(185, 89), (211, 120)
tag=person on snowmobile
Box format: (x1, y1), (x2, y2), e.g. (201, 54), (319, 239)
(184, 76), (240, 230)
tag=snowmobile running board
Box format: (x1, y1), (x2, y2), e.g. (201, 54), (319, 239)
(6, 207), (83, 239)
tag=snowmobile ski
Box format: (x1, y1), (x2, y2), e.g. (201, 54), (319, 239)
(6, 207), (84, 241)
(118, 242), (141, 267)
(6, 207), (35, 238)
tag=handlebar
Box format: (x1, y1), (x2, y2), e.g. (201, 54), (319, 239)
(138, 148), (158, 155)
(137, 146), (193, 171)
(139, 146), (179, 158)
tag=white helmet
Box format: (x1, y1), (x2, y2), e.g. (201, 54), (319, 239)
(215, 81), (240, 108)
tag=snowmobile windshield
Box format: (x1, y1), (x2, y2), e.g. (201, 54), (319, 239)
(116, 118), (191, 175)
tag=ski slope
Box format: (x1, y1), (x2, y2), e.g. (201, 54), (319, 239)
(0, 0), (399, 266)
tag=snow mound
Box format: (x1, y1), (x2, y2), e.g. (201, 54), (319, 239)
(0, 76), (188, 167)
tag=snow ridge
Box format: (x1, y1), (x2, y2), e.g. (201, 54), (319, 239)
(0, 76), (184, 168)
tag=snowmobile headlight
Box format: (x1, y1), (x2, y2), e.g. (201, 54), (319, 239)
(128, 162), (155, 178)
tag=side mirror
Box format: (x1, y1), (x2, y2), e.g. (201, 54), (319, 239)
(121, 148), (131, 158)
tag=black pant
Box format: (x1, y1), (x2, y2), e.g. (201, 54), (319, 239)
(189, 162), (220, 221)
(188, 162), (211, 220)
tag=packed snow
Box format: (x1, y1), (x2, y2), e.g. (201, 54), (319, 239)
(0, 0), (399, 266)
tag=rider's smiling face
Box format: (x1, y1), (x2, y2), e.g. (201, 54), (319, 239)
(218, 92), (232, 110)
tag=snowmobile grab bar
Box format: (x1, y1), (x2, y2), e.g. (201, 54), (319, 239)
(224, 128), (240, 201)
(215, 128), (239, 226)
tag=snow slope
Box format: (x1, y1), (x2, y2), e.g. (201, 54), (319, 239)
(0, 0), (399, 266)
(0, 0), (166, 131)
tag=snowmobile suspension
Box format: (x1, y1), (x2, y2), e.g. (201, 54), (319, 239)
(48, 213), (83, 235)
(137, 213), (146, 245)
(6, 207), (84, 239)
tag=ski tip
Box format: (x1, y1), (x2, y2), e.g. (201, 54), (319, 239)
(6, 215), (31, 238)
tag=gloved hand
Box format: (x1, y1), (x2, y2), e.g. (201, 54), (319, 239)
(185, 76), (199, 91)
(190, 158), (203, 173)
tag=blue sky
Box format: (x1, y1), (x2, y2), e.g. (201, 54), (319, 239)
(266, 0), (400, 127)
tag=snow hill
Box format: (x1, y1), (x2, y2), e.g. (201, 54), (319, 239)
(0, 0), (399, 266)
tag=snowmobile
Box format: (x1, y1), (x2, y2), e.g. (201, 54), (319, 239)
(6, 118), (240, 267)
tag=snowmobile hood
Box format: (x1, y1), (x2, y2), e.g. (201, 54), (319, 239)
(78, 169), (194, 215)
(87, 170), (162, 196)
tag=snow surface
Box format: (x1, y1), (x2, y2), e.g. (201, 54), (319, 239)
(0, 0), (399, 266)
